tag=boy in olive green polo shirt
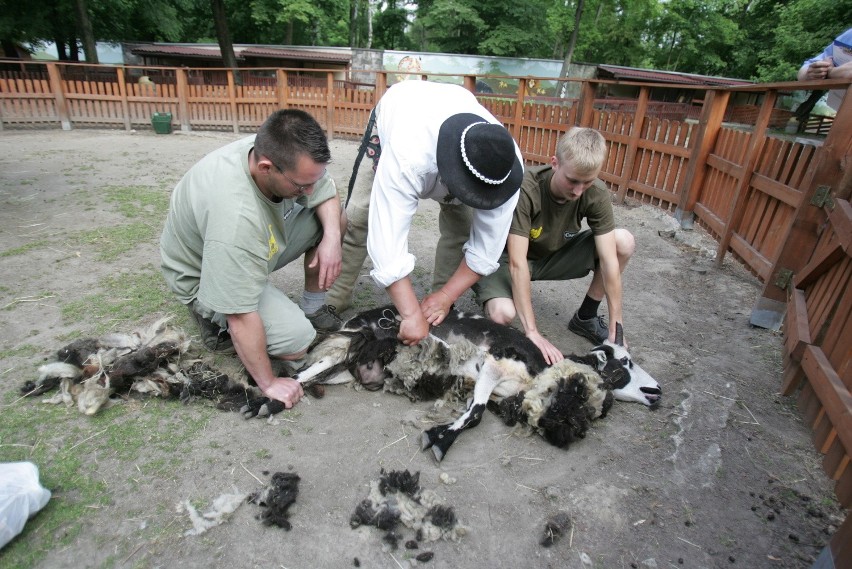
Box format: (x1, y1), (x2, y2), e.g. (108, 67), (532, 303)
(473, 127), (635, 365)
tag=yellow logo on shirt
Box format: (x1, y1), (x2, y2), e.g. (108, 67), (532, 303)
(267, 224), (279, 259)
(529, 226), (543, 239)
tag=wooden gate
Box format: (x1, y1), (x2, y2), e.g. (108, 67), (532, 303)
(781, 195), (852, 567)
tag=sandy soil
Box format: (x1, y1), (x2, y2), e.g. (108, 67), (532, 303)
(0, 127), (845, 569)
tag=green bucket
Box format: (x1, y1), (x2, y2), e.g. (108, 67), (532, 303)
(151, 112), (173, 134)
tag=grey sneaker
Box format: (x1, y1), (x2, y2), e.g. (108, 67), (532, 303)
(568, 311), (609, 344)
(188, 306), (236, 354)
(306, 304), (342, 332)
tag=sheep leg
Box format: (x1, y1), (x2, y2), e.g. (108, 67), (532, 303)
(421, 360), (502, 462)
(292, 335), (354, 387)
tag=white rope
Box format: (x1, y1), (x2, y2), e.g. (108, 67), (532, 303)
(459, 122), (511, 185)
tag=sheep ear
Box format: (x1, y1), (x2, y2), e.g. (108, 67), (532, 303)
(614, 323), (624, 346)
(593, 349), (607, 367)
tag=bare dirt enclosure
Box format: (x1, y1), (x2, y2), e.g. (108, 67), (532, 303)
(0, 129), (846, 569)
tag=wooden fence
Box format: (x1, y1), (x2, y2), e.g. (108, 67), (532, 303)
(1, 61), (850, 562)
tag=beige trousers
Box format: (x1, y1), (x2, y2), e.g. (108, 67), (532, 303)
(326, 174), (472, 313)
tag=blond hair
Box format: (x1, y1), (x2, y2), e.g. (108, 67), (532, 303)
(555, 127), (607, 174)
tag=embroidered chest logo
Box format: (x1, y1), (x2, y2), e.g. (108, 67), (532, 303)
(563, 230), (577, 241)
(267, 224), (279, 260)
(529, 226), (542, 239)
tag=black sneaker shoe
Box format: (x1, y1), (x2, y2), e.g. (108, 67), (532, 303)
(567, 311), (609, 344)
(188, 306), (236, 354)
(306, 304), (343, 332)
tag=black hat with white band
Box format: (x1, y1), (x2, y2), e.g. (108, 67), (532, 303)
(436, 113), (523, 210)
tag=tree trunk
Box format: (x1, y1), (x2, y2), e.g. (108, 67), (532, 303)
(210, 0), (241, 85)
(350, 0), (359, 47)
(366, 0), (373, 49)
(556, 0), (584, 98)
(73, 0), (98, 64)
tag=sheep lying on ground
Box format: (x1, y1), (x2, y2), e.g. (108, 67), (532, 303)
(275, 305), (662, 461)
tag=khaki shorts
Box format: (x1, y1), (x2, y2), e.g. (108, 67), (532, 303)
(193, 205), (323, 356)
(473, 229), (598, 304)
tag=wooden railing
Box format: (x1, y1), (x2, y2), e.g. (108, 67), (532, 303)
(1, 62), (851, 551)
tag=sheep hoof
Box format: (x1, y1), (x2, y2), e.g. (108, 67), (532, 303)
(430, 446), (445, 462)
(420, 430), (434, 451)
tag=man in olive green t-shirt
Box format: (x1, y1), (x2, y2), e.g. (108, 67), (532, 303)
(473, 127), (635, 364)
(160, 110), (345, 410)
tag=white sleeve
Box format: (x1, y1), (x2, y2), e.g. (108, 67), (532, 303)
(367, 153), (421, 288)
(464, 191), (519, 276)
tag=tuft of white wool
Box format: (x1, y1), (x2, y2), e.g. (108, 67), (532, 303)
(42, 378), (76, 407)
(522, 359), (607, 428)
(179, 491), (247, 536)
(76, 377), (113, 416)
(36, 362), (82, 384)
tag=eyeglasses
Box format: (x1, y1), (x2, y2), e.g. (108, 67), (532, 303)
(276, 164), (326, 193)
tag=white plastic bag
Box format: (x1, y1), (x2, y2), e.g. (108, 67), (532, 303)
(0, 462), (52, 550)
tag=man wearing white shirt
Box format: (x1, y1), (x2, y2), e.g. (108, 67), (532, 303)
(327, 81), (523, 345)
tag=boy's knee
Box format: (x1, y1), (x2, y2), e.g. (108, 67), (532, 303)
(615, 228), (635, 259)
(484, 298), (515, 325)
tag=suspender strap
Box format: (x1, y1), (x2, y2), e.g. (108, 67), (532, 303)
(346, 108), (378, 208)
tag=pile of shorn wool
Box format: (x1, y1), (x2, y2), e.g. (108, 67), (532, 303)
(21, 317), (255, 415)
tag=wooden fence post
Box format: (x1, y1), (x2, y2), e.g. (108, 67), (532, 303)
(462, 75), (476, 92)
(46, 63), (71, 130)
(576, 80), (596, 127)
(116, 67), (131, 131)
(375, 72), (388, 101)
(376, 71), (388, 108)
(277, 70), (289, 109)
(512, 78), (527, 144)
(615, 86), (649, 203)
(715, 89), (777, 267)
(326, 71), (335, 140)
(750, 91), (852, 329)
(227, 70), (239, 134)
(674, 89), (730, 228)
(176, 68), (190, 132)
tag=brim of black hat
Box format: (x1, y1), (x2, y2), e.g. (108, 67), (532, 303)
(436, 113), (523, 210)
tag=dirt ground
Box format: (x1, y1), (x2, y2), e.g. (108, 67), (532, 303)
(0, 127), (846, 569)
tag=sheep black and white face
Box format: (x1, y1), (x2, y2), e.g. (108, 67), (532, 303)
(590, 343), (661, 408)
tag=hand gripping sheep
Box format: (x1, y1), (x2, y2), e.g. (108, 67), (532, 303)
(288, 306), (661, 462)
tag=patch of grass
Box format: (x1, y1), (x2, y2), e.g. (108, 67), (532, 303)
(0, 239), (49, 258)
(68, 185), (171, 261)
(0, 344), (41, 359)
(60, 266), (183, 335)
(255, 448), (272, 459)
(0, 398), (212, 569)
(75, 222), (159, 261)
(103, 185), (170, 220)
